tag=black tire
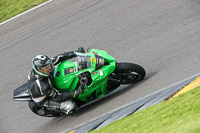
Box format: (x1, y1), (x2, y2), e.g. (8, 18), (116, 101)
(28, 101), (40, 115)
(115, 62), (146, 84)
(28, 102), (62, 117)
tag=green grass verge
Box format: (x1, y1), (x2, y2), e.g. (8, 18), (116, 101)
(0, 0), (48, 23)
(90, 86), (200, 133)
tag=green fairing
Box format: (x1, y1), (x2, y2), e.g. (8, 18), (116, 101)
(54, 49), (116, 102)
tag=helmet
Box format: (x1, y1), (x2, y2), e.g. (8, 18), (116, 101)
(32, 55), (54, 77)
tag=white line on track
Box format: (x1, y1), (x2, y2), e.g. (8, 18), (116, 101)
(0, 0), (53, 26)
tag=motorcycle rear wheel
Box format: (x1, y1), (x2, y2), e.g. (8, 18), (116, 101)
(28, 102), (62, 117)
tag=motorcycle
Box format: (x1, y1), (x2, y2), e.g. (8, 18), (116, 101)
(13, 49), (146, 117)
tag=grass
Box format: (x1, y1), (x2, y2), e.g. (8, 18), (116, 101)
(90, 86), (200, 133)
(2, 1), (200, 132)
(0, 0), (48, 23)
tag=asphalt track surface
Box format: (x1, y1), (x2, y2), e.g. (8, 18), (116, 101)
(1, 0), (200, 132)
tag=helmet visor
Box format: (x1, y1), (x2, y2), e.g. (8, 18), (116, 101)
(39, 64), (53, 75)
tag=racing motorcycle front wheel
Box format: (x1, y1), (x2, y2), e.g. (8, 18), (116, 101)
(114, 62), (146, 84)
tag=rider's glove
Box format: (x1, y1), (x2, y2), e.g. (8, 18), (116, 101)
(76, 47), (85, 53)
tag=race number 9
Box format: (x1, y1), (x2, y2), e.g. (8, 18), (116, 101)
(90, 57), (96, 63)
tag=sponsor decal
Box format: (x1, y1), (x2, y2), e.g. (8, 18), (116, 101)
(99, 59), (103, 63)
(99, 69), (103, 76)
(93, 72), (98, 75)
(90, 57), (97, 63)
(69, 68), (74, 73)
(65, 68), (74, 75)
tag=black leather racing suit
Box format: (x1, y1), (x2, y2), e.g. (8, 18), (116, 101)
(28, 51), (79, 109)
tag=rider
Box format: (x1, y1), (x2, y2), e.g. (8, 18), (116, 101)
(28, 47), (85, 115)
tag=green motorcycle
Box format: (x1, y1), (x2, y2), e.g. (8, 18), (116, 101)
(13, 49), (145, 117)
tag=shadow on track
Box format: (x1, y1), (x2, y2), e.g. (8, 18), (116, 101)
(52, 71), (157, 122)
(36, 71), (157, 132)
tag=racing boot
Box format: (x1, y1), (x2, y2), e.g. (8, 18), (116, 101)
(44, 100), (76, 114)
(60, 100), (77, 114)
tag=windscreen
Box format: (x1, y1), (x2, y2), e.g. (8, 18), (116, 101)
(77, 55), (91, 71)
